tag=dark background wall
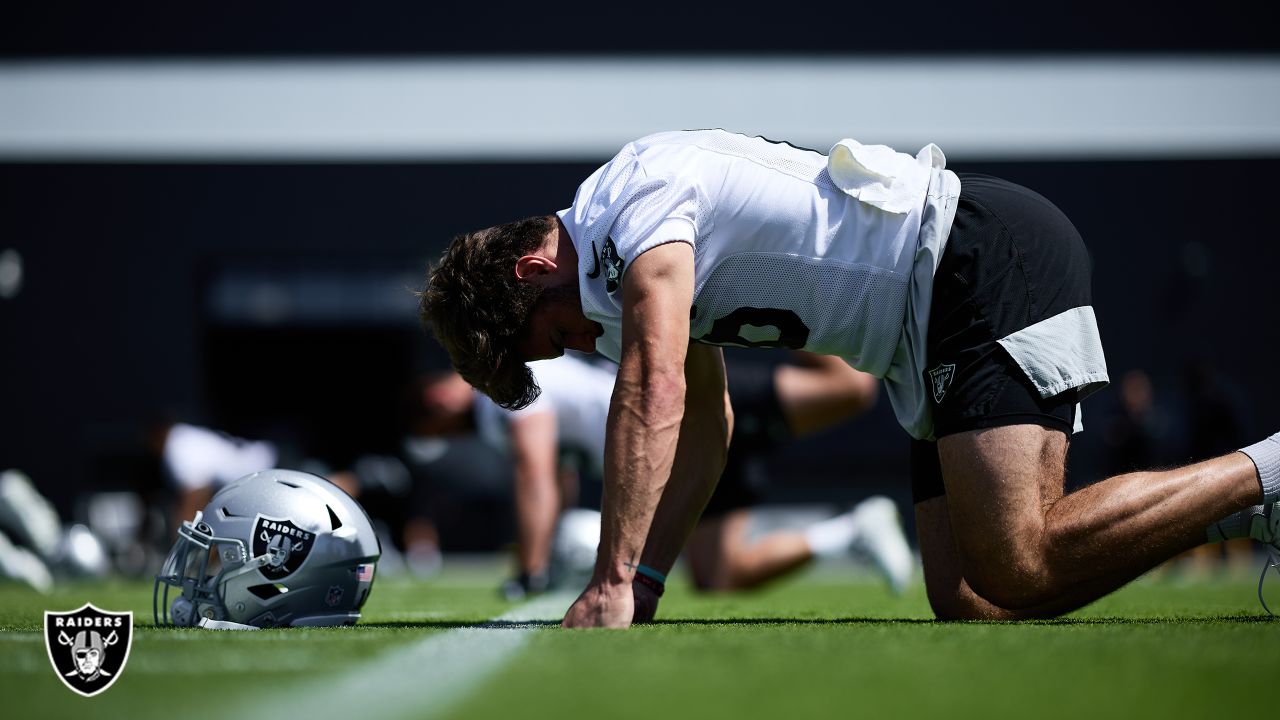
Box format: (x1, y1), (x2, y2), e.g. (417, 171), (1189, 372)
(3, 159), (1276, 517)
(2, 2), (1277, 545)
(3, 1), (1274, 55)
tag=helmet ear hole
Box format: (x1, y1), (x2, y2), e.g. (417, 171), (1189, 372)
(327, 505), (343, 531)
(246, 583), (288, 600)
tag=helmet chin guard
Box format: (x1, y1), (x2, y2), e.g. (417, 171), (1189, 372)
(154, 469), (381, 629)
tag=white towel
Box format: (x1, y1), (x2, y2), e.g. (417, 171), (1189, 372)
(827, 139), (946, 214)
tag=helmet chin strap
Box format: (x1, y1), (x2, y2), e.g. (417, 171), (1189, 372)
(219, 551), (273, 582)
(198, 617), (261, 631)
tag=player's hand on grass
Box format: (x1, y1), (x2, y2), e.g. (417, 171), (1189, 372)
(562, 581), (634, 628)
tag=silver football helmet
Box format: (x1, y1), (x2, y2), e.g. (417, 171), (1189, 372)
(154, 469), (380, 629)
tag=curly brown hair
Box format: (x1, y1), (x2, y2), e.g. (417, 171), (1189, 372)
(419, 215), (556, 410)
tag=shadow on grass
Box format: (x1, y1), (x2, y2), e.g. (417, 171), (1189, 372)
(351, 614), (1275, 630)
(647, 615), (1276, 626)
(356, 620), (563, 630)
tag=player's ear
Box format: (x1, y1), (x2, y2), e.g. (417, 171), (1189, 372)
(514, 254), (557, 282)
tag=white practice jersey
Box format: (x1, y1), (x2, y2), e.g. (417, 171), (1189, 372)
(557, 129), (961, 439)
(474, 352), (616, 475)
(163, 423), (278, 492)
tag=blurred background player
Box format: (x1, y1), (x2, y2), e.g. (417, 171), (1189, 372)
(402, 353), (614, 597)
(474, 353), (614, 596)
(148, 416), (420, 578)
(411, 350), (914, 599)
(685, 350), (913, 594)
(0, 468), (110, 592)
(148, 418), (281, 540)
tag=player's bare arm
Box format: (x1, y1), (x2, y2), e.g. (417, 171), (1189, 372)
(631, 342), (732, 623)
(561, 241), (695, 629)
(774, 352), (878, 436)
(508, 410), (560, 580)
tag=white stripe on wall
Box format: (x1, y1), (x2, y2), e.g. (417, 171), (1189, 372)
(2, 56), (1279, 161)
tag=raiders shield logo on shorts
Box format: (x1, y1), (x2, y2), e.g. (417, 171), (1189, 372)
(928, 363), (956, 404)
(44, 603), (133, 697)
(252, 514), (316, 581)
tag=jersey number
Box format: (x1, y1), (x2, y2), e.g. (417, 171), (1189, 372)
(698, 307), (809, 349)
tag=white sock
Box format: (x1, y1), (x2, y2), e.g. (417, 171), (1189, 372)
(1206, 505), (1265, 543)
(804, 511), (859, 558)
(1240, 432), (1280, 503)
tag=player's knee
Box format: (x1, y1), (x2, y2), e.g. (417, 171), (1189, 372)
(927, 584), (1068, 621)
(926, 586), (989, 621)
(962, 549), (1055, 610)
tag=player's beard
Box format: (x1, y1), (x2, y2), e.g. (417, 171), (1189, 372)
(512, 271), (586, 353)
(493, 279), (585, 410)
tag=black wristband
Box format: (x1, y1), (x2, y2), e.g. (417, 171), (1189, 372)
(633, 571), (665, 597)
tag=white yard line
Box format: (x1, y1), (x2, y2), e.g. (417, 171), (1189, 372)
(245, 592), (575, 720)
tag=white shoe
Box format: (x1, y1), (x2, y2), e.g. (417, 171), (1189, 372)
(849, 496), (914, 595)
(0, 469), (62, 559)
(405, 541), (444, 580)
(1256, 503), (1279, 616)
(1252, 503), (1279, 548)
(0, 529), (54, 593)
(53, 524), (111, 579)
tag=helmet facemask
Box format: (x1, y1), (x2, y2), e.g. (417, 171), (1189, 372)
(153, 511), (268, 627)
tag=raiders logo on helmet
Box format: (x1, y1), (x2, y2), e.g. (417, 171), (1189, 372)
(252, 515), (315, 581)
(44, 603), (133, 697)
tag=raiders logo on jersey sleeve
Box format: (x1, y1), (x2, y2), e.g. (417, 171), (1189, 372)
(600, 237), (624, 294)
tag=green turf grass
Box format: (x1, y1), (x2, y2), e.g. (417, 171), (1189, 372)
(1, 558), (1275, 720)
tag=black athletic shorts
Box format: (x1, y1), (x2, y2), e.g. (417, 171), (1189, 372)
(702, 356), (788, 518)
(911, 174), (1092, 504)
